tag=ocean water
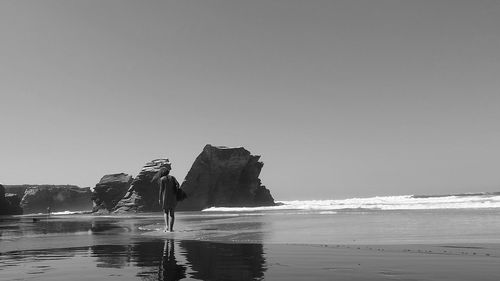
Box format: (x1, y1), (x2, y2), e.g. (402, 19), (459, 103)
(206, 192), (500, 212)
(2, 193), (500, 280)
(196, 192), (500, 245)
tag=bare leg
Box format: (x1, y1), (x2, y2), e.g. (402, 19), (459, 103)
(169, 209), (175, 232)
(163, 212), (169, 232)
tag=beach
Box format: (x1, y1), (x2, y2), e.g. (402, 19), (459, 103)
(2, 206), (500, 280)
(3, 1), (500, 280)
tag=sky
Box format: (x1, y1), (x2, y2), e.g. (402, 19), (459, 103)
(1, 0), (500, 200)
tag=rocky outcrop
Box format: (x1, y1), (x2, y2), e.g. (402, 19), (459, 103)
(91, 173), (133, 213)
(0, 184), (23, 215)
(112, 159), (170, 213)
(90, 145), (276, 213)
(20, 185), (92, 213)
(178, 145), (275, 211)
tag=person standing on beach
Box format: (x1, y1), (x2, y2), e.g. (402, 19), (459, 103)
(157, 161), (180, 232)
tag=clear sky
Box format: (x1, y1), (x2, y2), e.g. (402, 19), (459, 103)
(1, 0), (500, 200)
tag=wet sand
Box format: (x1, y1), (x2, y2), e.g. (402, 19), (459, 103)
(264, 243), (500, 281)
(1, 211), (500, 280)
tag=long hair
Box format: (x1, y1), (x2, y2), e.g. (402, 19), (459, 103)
(151, 167), (170, 183)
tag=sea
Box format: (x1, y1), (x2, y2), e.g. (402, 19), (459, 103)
(2, 192), (500, 280)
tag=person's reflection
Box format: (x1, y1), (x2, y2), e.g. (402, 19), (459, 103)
(159, 239), (186, 281)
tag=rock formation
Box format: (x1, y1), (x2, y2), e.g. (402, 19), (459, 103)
(91, 173), (133, 213)
(19, 185), (92, 213)
(112, 159), (170, 213)
(89, 145), (276, 213)
(178, 145), (275, 211)
(0, 184), (23, 215)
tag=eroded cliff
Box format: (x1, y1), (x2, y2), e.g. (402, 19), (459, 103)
(178, 145), (275, 211)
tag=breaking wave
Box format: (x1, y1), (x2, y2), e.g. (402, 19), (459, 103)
(203, 192), (500, 212)
(23, 210), (90, 216)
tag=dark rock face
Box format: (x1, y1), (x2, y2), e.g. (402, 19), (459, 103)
(20, 185), (92, 213)
(0, 184), (23, 215)
(178, 145), (275, 211)
(91, 173), (133, 213)
(113, 159), (170, 213)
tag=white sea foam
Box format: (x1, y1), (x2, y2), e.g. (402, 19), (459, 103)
(203, 193), (500, 212)
(23, 210), (89, 216)
(51, 210), (88, 215)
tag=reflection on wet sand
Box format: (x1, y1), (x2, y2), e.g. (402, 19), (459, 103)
(181, 240), (266, 281)
(0, 217), (92, 237)
(159, 240), (186, 281)
(93, 244), (132, 268)
(0, 216), (268, 280)
(89, 239), (266, 280)
(0, 216), (142, 241)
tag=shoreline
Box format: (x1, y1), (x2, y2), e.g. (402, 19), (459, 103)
(2, 210), (500, 280)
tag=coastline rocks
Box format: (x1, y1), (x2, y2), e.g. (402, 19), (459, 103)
(91, 173), (133, 213)
(112, 159), (170, 213)
(0, 184), (23, 215)
(178, 145), (276, 211)
(92, 145), (276, 213)
(20, 185), (92, 213)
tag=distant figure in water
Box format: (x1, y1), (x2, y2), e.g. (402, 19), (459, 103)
(159, 239), (186, 281)
(155, 160), (180, 232)
(46, 206), (51, 216)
